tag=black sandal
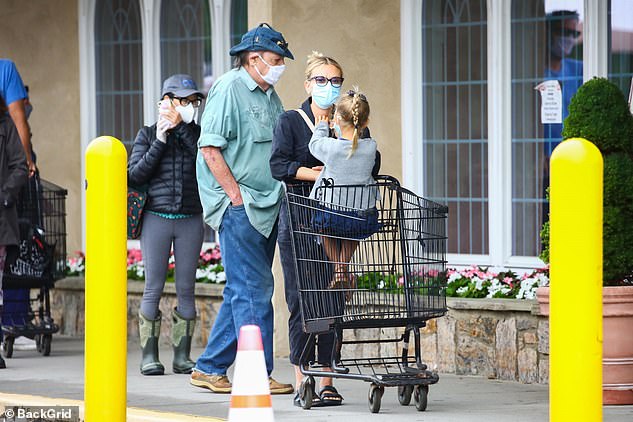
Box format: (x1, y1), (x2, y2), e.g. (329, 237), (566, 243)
(319, 385), (343, 406)
(294, 390), (325, 407)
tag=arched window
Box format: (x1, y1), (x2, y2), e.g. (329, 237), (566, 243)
(94, 0), (143, 150)
(160, 0), (212, 92)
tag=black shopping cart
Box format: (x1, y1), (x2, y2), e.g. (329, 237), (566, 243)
(2, 177), (67, 357)
(285, 175), (448, 413)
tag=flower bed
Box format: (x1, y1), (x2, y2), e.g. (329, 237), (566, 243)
(68, 250), (549, 299)
(446, 266), (549, 299)
(65, 244), (226, 284)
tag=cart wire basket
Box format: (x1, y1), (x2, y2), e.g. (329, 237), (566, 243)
(2, 177), (68, 357)
(285, 175), (448, 413)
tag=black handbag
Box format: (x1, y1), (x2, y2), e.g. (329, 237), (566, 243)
(127, 186), (147, 239)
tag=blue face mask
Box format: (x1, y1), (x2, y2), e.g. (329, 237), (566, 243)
(334, 124), (343, 139)
(312, 83), (341, 109)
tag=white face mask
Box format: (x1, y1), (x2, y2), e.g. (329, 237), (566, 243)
(254, 54), (285, 85)
(175, 104), (196, 124)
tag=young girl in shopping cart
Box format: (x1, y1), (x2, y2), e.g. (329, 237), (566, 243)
(309, 88), (380, 299)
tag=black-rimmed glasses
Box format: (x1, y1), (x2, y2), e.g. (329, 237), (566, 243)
(310, 76), (345, 88)
(175, 97), (202, 107)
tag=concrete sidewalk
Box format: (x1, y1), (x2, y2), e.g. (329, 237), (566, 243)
(1, 336), (631, 421)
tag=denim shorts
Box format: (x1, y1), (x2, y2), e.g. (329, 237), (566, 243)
(312, 206), (380, 240)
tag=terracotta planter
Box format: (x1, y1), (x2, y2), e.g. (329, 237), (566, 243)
(536, 285), (633, 405)
(603, 286), (633, 405)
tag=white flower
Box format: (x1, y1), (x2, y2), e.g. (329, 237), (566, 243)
(456, 286), (468, 294)
(215, 272), (226, 283)
(448, 272), (462, 283)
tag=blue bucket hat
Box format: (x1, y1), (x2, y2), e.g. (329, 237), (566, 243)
(229, 23), (294, 60)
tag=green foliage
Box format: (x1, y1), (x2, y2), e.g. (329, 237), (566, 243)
(549, 77), (633, 285)
(539, 221), (550, 264)
(562, 77), (633, 154)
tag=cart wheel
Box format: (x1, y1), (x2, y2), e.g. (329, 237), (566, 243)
(2, 336), (14, 358)
(413, 384), (428, 411)
(40, 334), (52, 356)
(397, 385), (413, 406)
(368, 384), (384, 413)
(299, 376), (315, 410)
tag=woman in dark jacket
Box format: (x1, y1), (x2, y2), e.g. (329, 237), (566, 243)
(128, 74), (204, 376)
(270, 52), (380, 406)
(0, 96), (29, 369)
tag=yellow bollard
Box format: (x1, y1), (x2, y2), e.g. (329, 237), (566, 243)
(85, 136), (128, 421)
(550, 138), (603, 421)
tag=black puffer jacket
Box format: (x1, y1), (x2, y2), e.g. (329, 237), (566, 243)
(127, 122), (202, 215)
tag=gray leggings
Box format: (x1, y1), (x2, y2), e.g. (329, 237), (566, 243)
(139, 212), (204, 320)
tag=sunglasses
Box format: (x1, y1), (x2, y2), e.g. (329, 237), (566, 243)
(310, 76), (345, 88)
(561, 29), (581, 38)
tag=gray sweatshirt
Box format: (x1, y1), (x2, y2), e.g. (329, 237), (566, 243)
(308, 121), (379, 209)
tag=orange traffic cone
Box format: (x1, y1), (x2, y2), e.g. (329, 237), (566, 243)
(228, 324), (274, 422)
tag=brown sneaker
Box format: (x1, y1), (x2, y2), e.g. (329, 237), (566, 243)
(269, 376), (294, 394)
(190, 371), (232, 393)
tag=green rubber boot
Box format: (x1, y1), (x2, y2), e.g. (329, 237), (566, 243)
(139, 312), (164, 375)
(171, 308), (196, 374)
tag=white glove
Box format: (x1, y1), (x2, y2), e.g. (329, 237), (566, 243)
(156, 118), (171, 143)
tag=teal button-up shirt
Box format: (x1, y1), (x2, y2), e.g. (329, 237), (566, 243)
(196, 67), (284, 237)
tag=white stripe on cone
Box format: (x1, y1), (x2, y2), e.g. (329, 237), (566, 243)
(228, 325), (274, 422)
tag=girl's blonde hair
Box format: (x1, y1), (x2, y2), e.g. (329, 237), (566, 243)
(304, 51), (343, 80)
(335, 86), (370, 158)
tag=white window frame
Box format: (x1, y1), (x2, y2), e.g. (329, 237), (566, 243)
(79, 0), (237, 248)
(400, 0), (608, 271)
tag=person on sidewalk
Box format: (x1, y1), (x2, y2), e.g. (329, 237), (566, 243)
(191, 23), (294, 395)
(270, 51), (380, 407)
(0, 59), (35, 176)
(0, 94), (29, 369)
(128, 74), (205, 375)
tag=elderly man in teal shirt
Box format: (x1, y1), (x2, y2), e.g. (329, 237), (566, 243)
(191, 23), (294, 395)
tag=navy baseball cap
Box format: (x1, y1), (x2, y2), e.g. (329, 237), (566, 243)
(229, 23), (294, 60)
(161, 74), (204, 98)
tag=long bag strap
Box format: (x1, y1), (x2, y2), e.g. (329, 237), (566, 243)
(294, 109), (315, 133)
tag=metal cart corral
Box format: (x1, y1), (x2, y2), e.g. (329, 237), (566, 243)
(285, 175), (448, 413)
(2, 178), (67, 357)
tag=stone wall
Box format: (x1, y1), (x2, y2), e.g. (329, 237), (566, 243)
(50, 278), (549, 383)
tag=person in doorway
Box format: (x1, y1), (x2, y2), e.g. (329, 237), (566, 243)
(191, 23), (294, 395)
(128, 74), (205, 375)
(0, 94), (29, 369)
(543, 10), (583, 155)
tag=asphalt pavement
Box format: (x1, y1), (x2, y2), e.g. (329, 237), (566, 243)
(1, 336), (631, 421)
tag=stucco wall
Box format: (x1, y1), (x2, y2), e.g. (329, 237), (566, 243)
(270, 0), (402, 178)
(0, 0), (81, 253)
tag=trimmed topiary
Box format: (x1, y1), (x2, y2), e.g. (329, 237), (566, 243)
(562, 77), (633, 154)
(544, 77), (633, 285)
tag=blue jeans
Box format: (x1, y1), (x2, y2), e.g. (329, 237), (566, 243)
(194, 204), (278, 376)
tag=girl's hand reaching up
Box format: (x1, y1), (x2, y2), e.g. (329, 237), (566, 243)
(315, 114), (329, 125)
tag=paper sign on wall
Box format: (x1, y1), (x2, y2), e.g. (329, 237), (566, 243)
(535, 80), (562, 124)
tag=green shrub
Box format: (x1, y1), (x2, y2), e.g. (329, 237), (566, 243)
(544, 77), (633, 285)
